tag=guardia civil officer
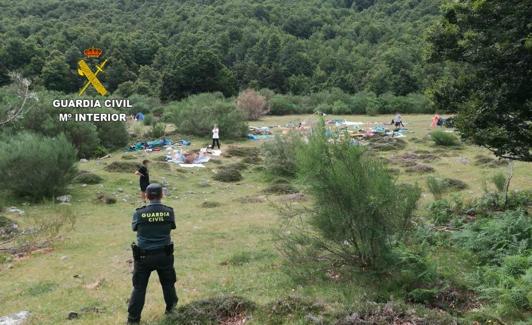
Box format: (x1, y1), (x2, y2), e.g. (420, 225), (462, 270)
(127, 183), (178, 324)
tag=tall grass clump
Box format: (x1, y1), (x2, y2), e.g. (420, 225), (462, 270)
(430, 130), (460, 146)
(262, 132), (303, 178)
(0, 133), (77, 200)
(282, 121), (421, 268)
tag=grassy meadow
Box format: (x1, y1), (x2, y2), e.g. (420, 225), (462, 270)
(0, 114), (530, 324)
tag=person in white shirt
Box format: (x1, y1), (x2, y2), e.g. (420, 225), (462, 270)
(211, 124), (220, 149)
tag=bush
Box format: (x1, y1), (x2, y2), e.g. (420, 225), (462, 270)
(104, 161), (140, 173)
(143, 114), (154, 126)
(149, 122), (166, 138)
(171, 295), (255, 324)
(491, 172), (507, 192)
(213, 167), (242, 182)
(226, 146), (260, 158)
(236, 89), (269, 120)
(73, 171), (103, 184)
(453, 209), (531, 265)
(428, 199), (455, 225)
(427, 176), (468, 199)
(262, 132), (303, 178)
(427, 176), (446, 199)
(95, 118), (129, 150)
(165, 93), (248, 139)
(0, 133), (77, 200)
(269, 95), (298, 115)
(292, 121), (421, 267)
(430, 130), (460, 146)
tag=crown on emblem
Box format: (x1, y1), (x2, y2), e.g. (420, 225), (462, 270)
(83, 48), (103, 58)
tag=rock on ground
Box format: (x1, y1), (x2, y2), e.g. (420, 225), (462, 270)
(0, 311), (30, 325)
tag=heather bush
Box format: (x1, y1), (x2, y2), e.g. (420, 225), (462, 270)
(236, 89), (269, 120)
(0, 133), (77, 200)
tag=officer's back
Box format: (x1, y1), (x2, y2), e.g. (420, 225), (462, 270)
(133, 201), (175, 250)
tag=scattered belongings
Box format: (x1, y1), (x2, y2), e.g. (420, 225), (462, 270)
(6, 207), (24, 215)
(0, 216), (19, 241)
(56, 195), (72, 204)
(167, 147), (220, 167)
(0, 311), (30, 325)
(248, 126), (273, 140)
(127, 138), (173, 152)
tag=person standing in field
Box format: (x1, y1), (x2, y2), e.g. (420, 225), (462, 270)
(135, 160), (150, 203)
(392, 112), (405, 128)
(211, 124), (220, 149)
(432, 112), (441, 128)
(127, 183), (178, 324)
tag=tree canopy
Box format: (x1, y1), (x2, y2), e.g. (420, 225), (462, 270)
(427, 0), (532, 161)
(0, 0), (443, 99)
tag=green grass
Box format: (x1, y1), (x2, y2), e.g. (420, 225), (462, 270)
(1, 114), (531, 324)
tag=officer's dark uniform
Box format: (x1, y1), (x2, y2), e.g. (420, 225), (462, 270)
(128, 184), (178, 324)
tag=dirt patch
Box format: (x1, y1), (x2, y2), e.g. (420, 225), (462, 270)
(405, 164), (435, 174)
(213, 168), (243, 182)
(263, 183), (299, 195)
(279, 193), (307, 202)
(223, 162), (248, 171)
(390, 153), (439, 167)
(170, 295), (256, 325)
(226, 146), (260, 158)
(236, 196), (267, 204)
(368, 136), (407, 151)
(121, 154), (137, 160)
(442, 178), (468, 190)
(201, 201), (222, 208)
(104, 161), (139, 173)
(474, 155), (509, 167)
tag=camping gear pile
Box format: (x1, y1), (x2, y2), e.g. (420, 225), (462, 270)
(248, 126), (273, 140)
(127, 138), (191, 152)
(166, 147), (222, 167)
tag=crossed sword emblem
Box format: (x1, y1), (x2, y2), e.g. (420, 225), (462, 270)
(78, 59), (109, 96)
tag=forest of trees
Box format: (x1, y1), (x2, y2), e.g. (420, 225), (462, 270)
(0, 0), (445, 101)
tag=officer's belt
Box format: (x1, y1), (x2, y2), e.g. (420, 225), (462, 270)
(133, 243), (173, 257)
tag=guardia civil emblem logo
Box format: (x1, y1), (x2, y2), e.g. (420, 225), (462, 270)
(78, 48), (108, 96)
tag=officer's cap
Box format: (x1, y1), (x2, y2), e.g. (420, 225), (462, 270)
(146, 183), (163, 197)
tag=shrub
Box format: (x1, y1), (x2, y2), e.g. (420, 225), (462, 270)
(236, 89), (269, 120)
(171, 295), (255, 324)
(143, 114), (154, 126)
(427, 176), (446, 199)
(104, 161), (140, 173)
(149, 122), (166, 138)
(226, 146), (260, 158)
(262, 132), (303, 178)
(430, 130), (460, 146)
(491, 172), (507, 192)
(95, 118), (129, 150)
(213, 167), (242, 182)
(453, 209), (531, 265)
(73, 171), (103, 184)
(428, 199), (454, 225)
(0, 133), (77, 200)
(165, 93), (248, 139)
(292, 121), (421, 267)
(269, 95), (298, 115)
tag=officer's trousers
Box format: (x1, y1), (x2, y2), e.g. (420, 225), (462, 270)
(127, 252), (178, 322)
